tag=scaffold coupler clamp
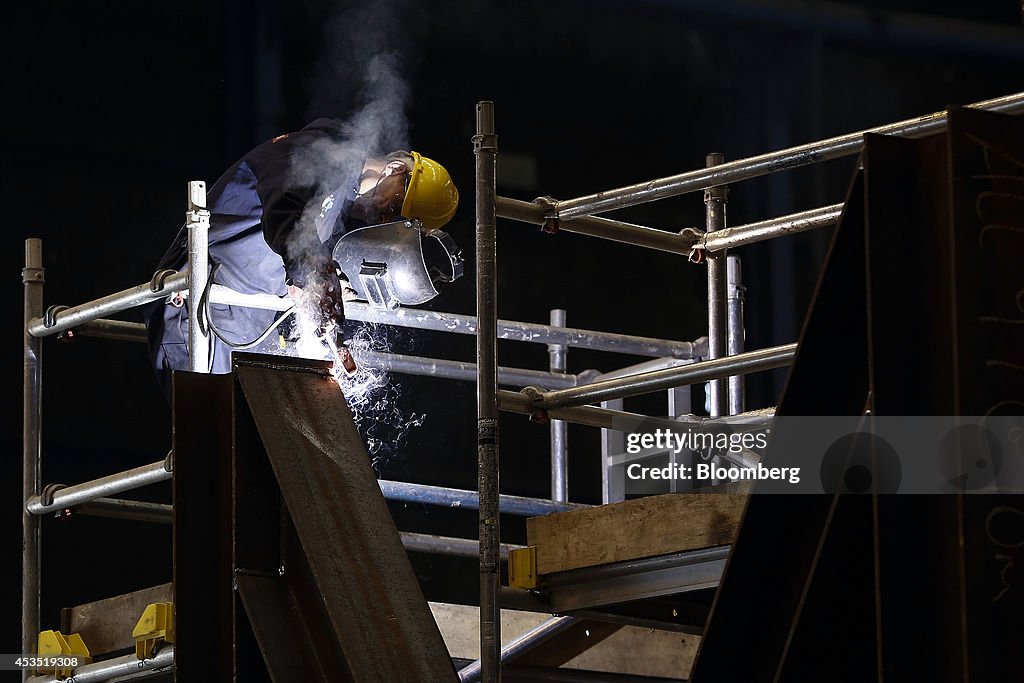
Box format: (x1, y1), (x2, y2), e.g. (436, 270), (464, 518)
(43, 304), (68, 329)
(40, 482), (67, 517)
(682, 227), (707, 264)
(521, 386), (550, 424)
(150, 269), (185, 307)
(534, 196), (559, 234)
(43, 304), (78, 342)
(149, 268), (177, 293)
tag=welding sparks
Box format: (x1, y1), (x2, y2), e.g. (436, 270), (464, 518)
(285, 307), (425, 468)
(334, 322), (426, 468)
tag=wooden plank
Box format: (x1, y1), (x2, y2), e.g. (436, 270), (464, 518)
(527, 483), (749, 575)
(60, 583), (173, 657)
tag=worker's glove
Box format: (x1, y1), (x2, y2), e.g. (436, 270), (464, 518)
(287, 260), (355, 340)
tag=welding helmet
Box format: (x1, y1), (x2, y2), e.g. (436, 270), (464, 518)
(331, 218), (464, 310)
(399, 151), (459, 231)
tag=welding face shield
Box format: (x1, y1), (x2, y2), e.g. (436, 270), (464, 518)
(330, 219), (464, 309)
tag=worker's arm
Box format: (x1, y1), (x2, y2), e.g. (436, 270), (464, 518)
(242, 134), (349, 337)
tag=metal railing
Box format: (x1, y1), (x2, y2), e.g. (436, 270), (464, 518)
(470, 90), (1024, 680)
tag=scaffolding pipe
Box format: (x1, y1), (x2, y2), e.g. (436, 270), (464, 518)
(355, 349), (579, 389)
(474, 99), (501, 682)
(73, 498), (174, 524)
(66, 499), (525, 560)
(458, 615), (581, 683)
(26, 271), (188, 338)
(549, 309), (568, 503)
(502, 194), (841, 256)
(208, 284), (292, 310)
(343, 300), (702, 359)
(60, 317), (587, 390)
(26, 460), (172, 515)
(36, 279), (699, 360)
(497, 390), (717, 436)
(727, 255), (746, 414)
(400, 531), (523, 560)
(499, 391), (766, 475)
(705, 153), (730, 418)
(552, 91), (1024, 219)
(702, 203), (842, 252)
(529, 343), (797, 410)
(496, 196), (696, 255)
(500, 390), (646, 430)
(26, 460), (585, 518)
(592, 356), (694, 382)
(25, 645), (174, 683)
(186, 181), (211, 373)
(73, 319), (148, 342)
(378, 479), (589, 516)
(209, 287), (702, 357)
(22, 239), (43, 682)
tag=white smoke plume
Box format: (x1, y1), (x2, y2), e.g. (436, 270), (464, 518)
(281, 47), (412, 283)
(278, 0), (428, 466)
(280, 0), (419, 292)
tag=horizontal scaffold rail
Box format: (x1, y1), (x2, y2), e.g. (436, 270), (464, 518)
(550, 91), (1024, 219)
(526, 343), (797, 409)
(25, 459), (588, 518)
(29, 280), (704, 360)
(499, 196), (845, 254)
(68, 498), (524, 559)
(25, 646), (174, 683)
(26, 272), (188, 338)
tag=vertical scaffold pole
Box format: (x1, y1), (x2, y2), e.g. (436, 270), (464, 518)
(23, 239), (44, 681)
(727, 254), (746, 414)
(186, 181), (211, 373)
(474, 100), (501, 683)
(705, 153), (730, 417)
(549, 308), (568, 502)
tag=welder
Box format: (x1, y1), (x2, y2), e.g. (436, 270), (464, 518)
(141, 117), (460, 401)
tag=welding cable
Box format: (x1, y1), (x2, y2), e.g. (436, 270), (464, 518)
(200, 262), (297, 350)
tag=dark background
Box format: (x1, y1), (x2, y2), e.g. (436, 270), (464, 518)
(3, 0), (1023, 656)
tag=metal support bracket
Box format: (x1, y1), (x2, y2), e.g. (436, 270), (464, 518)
(508, 546), (539, 590)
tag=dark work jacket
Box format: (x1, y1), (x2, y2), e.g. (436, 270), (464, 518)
(142, 118), (360, 399)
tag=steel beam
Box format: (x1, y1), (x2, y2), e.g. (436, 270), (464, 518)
(541, 546), (729, 613)
(234, 353), (458, 680)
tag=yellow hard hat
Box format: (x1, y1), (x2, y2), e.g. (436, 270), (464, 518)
(401, 151), (459, 231)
